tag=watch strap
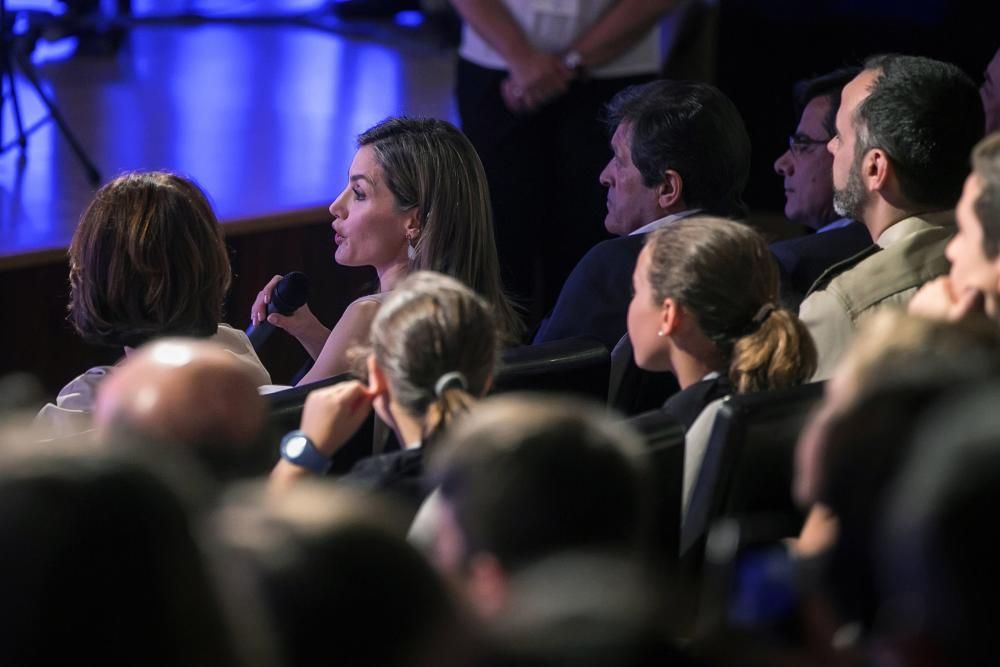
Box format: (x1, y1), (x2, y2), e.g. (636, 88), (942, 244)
(280, 430), (332, 474)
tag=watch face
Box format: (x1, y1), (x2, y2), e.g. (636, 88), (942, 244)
(285, 435), (308, 458)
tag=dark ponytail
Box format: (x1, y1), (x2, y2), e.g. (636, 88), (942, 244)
(423, 372), (477, 444)
(366, 272), (499, 444)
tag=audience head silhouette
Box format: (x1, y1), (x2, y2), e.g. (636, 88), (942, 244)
(69, 171), (230, 349)
(774, 67), (861, 228)
(629, 216), (816, 392)
(215, 482), (468, 667)
(599, 80), (751, 235)
(336, 117), (521, 341)
(430, 394), (650, 616)
(361, 271), (499, 445)
(878, 381), (1000, 666)
(830, 54), (984, 229)
(94, 338), (268, 480)
(943, 133), (1000, 317)
(0, 452), (242, 666)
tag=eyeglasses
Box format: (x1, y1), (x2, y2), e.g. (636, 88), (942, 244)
(787, 134), (831, 156)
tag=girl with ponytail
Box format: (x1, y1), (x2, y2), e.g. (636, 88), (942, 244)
(627, 216), (817, 429)
(271, 271), (498, 512)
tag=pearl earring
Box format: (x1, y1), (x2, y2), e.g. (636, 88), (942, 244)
(657, 330), (665, 337)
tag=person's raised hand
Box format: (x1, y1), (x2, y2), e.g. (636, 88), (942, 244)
(299, 380), (375, 457)
(908, 276), (985, 322)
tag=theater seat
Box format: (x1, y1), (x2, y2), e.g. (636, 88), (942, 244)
(680, 382), (825, 566)
(626, 409), (686, 567)
(493, 337), (610, 402)
(608, 335), (680, 416)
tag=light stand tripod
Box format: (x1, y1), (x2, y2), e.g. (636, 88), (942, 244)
(1, 0), (100, 185)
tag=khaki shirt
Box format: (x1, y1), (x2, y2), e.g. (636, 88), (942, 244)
(799, 211), (955, 380)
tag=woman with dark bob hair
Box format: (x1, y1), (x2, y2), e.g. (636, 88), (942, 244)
(37, 171), (270, 436)
(251, 117), (522, 386)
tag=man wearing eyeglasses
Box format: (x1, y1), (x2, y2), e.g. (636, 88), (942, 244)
(769, 68), (872, 310)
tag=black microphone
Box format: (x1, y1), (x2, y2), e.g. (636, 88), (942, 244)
(247, 271), (309, 350)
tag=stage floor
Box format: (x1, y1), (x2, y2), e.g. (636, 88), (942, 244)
(0, 1), (458, 268)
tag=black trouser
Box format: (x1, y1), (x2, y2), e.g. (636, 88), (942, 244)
(456, 58), (655, 333)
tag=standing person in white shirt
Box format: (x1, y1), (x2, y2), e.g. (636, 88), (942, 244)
(451, 0), (675, 333)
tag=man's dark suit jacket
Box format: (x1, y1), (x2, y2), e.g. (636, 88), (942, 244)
(769, 221), (873, 310)
(533, 234), (646, 349)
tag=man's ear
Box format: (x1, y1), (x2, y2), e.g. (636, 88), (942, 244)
(466, 552), (508, 618)
(865, 148), (890, 193)
(657, 169), (684, 211)
(366, 354), (388, 396)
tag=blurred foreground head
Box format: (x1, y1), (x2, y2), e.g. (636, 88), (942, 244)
(796, 309), (1000, 505)
(428, 394), (651, 617)
(877, 381), (1000, 666)
(214, 481), (471, 667)
(793, 310), (1000, 637)
(94, 338), (269, 480)
(0, 449), (244, 666)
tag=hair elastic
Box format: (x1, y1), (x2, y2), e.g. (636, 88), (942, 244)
(752, 303), (777, 325)
(434, 371), (468, 397)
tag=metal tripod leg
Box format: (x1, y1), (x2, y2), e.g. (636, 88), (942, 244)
(0, 1), (27, 154)
(11, 48), (100, 184)
(1, 0), (101, 184)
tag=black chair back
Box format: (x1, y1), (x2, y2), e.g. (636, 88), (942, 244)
(493, 337), (610, 401)
(609, 335), (680, 416)
(681, 382), (825, 563)
(626, 409), (686, 568)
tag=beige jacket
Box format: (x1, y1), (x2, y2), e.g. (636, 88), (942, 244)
(799, 211), (955, 380)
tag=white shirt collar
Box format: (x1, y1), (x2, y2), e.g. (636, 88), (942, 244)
(628, 209), (703, 236)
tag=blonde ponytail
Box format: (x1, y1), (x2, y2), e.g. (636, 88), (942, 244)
(730, 307), (817, 393)
(646, 217), (817, 394)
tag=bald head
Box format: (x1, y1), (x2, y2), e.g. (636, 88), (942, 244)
(95, 339), (266, 474)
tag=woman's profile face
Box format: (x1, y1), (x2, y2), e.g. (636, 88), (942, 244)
(329, 145), (413, 270)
